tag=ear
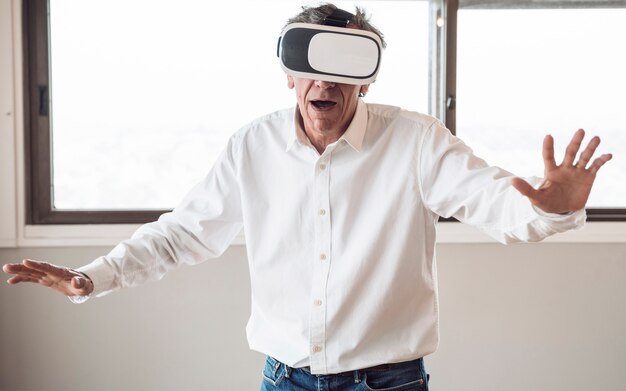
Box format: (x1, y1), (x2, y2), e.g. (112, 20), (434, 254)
(287, 76), (294, 89)
(359, 84), (370, 96)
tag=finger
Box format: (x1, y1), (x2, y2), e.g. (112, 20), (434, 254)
(542, 135), (557, 171)
(576, 135), (600, 169)
(562, 129), (585, 167)
(22, 259), (66, 277)
(588, 153), (613, 175)
(3, 263), (19, 274)
(511, 177), (538, 200)
(2, 263), (47, 277)
(3, 263), (26, 273)
(7, 275), (39, 284)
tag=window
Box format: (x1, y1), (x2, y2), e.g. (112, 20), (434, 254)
(24, 0), (430, 223)
(446, 0), (626, 221)
(24, 0), (626, 224)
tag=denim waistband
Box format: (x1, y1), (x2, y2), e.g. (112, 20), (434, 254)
(288, 357), (423, 377)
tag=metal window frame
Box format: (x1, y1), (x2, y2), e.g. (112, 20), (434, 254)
(459, 0), (626, 9)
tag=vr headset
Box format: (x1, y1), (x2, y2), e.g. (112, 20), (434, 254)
(277, 9), (383, 85)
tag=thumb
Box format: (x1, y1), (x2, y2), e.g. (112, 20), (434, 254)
(71, 276), (92, 296)
(511, 177), (536, 199)
(72, 276), (85, 288)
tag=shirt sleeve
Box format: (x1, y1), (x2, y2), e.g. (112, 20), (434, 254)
(75, 134), (244, 298)
(418, 120), (585, 244)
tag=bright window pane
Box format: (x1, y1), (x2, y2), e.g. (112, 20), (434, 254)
(457, 8), (626, 208)
(49, 0), (429, 210)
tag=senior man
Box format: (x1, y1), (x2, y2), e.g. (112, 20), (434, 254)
(3, 3), (612, 391)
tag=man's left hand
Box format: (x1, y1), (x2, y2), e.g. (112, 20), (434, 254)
(511, 128), (613, 214)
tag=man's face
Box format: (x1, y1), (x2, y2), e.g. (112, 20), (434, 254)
(288, 76), (369, 137)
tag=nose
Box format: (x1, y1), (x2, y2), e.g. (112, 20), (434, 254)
(314, 80), (336, 89)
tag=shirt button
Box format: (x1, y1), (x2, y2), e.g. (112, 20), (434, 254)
(319, 164), (326, 171)
(319, 208), (326, 216)
(320, 253), (327, 261)
(314, 299), (322, 306)
(312, 345), (322, 353)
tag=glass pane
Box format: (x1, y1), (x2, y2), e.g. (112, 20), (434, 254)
(49, 0), (429, 210)
(456, 8), (626, 208)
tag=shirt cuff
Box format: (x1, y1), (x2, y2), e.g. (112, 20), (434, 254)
(532, 204), (587, 233)
(66, 259), (118, 303)
(68, 294), (91, 304)
(65, 271), (93, 304)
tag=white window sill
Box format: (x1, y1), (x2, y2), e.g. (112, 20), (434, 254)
(434, 221), (626, 244)
(13, 221), (626, 248)
(19, 224), (247, 247)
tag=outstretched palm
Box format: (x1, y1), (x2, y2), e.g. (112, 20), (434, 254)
(512, 129), (612, 214)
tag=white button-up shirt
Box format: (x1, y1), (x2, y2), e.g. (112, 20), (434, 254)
(79, 100), (585, 374)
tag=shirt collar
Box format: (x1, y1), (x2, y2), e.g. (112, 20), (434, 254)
(286, 99), (368, 153)
(341, 99), (367, 152)
(285, 108), (312, 152)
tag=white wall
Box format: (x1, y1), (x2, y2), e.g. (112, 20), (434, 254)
(0, 245), (264, 391)
(1, 243), (625, 391)
(432, 243), (626, 391)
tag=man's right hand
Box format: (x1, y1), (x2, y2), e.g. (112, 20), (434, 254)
(2, 259), (94, 297)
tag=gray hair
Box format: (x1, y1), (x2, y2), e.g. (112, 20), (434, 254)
(285, 3), (387, 48)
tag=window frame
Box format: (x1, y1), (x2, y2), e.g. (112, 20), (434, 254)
(23, 0), (626, 224)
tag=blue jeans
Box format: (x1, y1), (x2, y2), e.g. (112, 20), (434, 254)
(260, 356), (430, 391)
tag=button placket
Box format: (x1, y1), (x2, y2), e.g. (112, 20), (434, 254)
(310, 152), (333, 373)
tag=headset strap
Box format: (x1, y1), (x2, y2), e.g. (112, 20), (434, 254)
(323, 8), (354, 28)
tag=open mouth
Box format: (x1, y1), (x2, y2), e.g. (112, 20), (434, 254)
(311, 100), (337, 110)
